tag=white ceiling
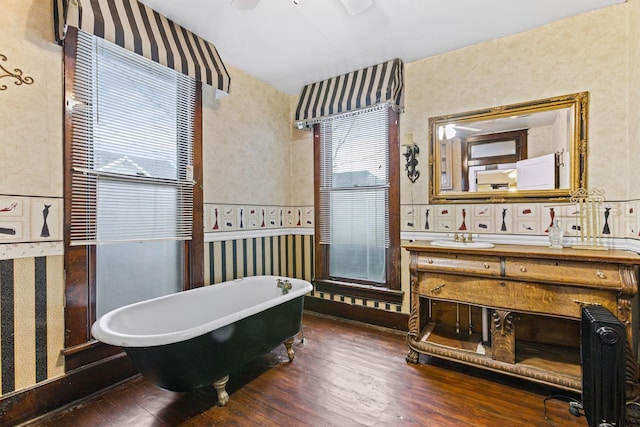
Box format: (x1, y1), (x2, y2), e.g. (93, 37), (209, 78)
(138, 0), (625, 96)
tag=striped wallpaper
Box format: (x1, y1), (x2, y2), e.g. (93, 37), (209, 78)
(204, 232), (404, 313)
(0, 256), (65, 396)
(205, 234), (314, 285)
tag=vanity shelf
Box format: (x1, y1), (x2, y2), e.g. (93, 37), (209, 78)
(415, 320), (581, 391)
(404, 241), (640, 393)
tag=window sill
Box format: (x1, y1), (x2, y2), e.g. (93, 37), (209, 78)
(313, 279), (403, 304)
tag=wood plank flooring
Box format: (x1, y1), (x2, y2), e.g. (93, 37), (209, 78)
(22, 312), (586, 426)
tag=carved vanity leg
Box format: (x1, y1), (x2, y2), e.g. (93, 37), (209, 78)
(284, 337), (295, 361)
(617, 264), (640, 427)
(625, 343), (640, 426)
(213, 375), (230, 406)
(406, 348), (419, 364)
(491, 310), (516, 364)
(406, 271), (420, 365)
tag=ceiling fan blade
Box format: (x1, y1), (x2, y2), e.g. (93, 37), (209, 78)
(340, 0), (373, 16)
(230, 0), (260, 10)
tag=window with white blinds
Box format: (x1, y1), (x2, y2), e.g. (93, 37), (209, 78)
(69, 30), (196, 245)
(318, 104), (389, 284)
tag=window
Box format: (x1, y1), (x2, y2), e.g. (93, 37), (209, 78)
(63, 27), (203, 355)
(69, 30), (196, 317)
(70, 30), (196, 245)
(314, 105), (400, 290)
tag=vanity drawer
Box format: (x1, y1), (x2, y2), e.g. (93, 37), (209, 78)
(419, 273), (618, 318)
(415, 253), (501, 276)
(504, 258), (621, 288)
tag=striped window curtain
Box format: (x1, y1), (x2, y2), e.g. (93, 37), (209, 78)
(53, 0), (231, 95)
(294, 58), (404, 129)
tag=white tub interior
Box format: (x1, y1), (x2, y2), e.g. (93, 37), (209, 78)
(91, 276), (312, 347)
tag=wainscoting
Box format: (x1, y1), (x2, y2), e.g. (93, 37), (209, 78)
(204, 231), (404, 316)
(204, 233), (314, 284)
(0, 255), (65, 396)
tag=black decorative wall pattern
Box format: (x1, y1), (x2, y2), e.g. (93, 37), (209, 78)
(0, 197), (62, 244)
(0, 53), (34, 91)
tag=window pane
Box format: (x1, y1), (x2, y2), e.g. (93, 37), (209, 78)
(97, 179), (189, 243)
(94, 41), (180, 180)
(72, 31), (193, 317)
(327, 112), (388, 189)
(329, 189), (386, 283)
(96, 240), (183, 318)
(329, 244), (385, 283)
(70, 30), (195, 244)
(330, 189), (387, 246)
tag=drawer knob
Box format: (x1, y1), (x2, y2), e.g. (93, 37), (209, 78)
(427, 258), (433, 264)
(520, 265), (527, 272)
(596, 270), (607, 279)
(484, 263), (490, 269)
(431, 283), (446, 293)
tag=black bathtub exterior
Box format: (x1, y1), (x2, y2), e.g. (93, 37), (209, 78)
(123, 295), (305, 392)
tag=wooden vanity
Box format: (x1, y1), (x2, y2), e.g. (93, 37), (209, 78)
(404, 241), (640, 392)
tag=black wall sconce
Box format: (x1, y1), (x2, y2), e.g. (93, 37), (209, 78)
(403, 133), (420, 183)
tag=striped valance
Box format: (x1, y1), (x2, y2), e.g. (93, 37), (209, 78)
(294, 58), (404, 129)
(53, 0), (231, 94)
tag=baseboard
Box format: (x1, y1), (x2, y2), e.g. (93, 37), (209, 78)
(0, 352), (138, 426)
(304, 296), (408, 331)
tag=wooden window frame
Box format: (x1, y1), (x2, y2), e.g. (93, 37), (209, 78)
(313, 107), (401, 303)
(62, 26), (203, 369)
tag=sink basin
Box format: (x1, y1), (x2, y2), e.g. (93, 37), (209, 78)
(430, 240), (495, 249)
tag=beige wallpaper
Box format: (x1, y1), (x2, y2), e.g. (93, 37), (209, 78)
(1, 0), (63, 198)
(630, 0), (640, 195)
(288, 97), (315, 206)
(401, 2), (633, 203)
(1, 0), (66, 398)
(288, 2), (640, 205)
(202, 64), (292, 206)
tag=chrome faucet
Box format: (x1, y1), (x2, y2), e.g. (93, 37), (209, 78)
(277, 278), (292, 294)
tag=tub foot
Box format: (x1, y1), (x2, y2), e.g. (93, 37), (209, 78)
(284, 337), (295, 361)
(213, 375), (229, 406)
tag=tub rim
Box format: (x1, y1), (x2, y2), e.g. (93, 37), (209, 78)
(91, 275), (312, 348)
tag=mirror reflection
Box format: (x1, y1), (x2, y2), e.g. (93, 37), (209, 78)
(429, 92), (588, 203)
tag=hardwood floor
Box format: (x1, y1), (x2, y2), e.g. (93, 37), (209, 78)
(23, 312), (586, 426)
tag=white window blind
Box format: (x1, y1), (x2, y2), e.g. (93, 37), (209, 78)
(318, 104), (389, 283)
(70, 30), (195, 245)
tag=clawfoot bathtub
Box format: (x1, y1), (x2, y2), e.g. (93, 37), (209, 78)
(91, 276), (312, 406)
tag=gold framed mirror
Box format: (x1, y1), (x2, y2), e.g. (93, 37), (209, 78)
(428, 92), (588, 203)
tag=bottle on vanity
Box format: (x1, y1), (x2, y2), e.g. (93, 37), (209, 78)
(548, 218), (564, 248)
